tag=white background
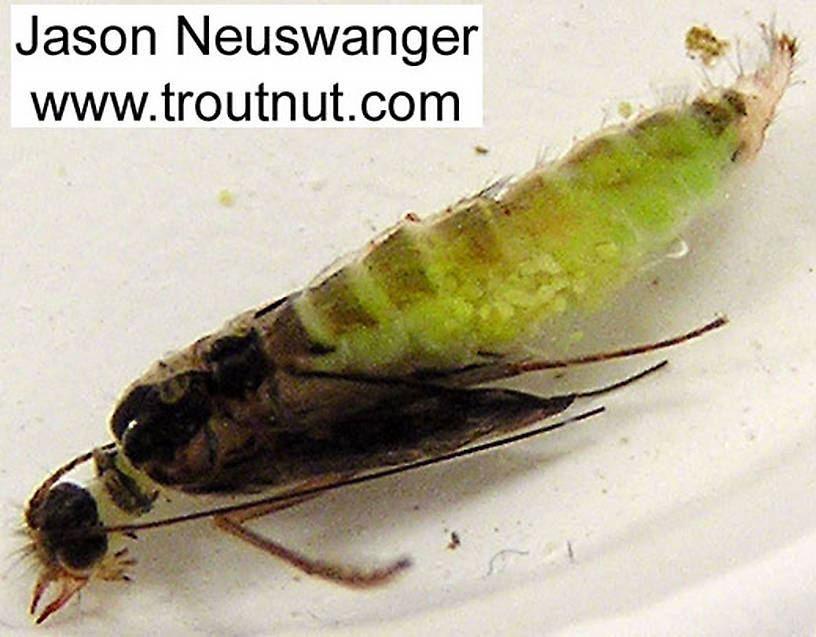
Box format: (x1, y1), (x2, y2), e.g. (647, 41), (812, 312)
(1, 1), (815, 635)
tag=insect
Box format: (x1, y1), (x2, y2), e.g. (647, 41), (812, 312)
(23, 25), (795, 623)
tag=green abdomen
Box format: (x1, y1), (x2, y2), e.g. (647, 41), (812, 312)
(294, 99), (742, 374)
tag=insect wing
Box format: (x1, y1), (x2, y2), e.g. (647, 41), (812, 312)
(182, 371), (576, 493)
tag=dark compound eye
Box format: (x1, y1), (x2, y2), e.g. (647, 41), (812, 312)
(205, 331), (267, 398)
(27, 482), (108, 573)
(110, 372), (213, 466)
(110, 383), (153, 441)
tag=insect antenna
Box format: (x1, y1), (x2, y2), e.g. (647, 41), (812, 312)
(426, 316), (724, 388)
(98, 406), (608, 536)
(492, 316), (725, 376)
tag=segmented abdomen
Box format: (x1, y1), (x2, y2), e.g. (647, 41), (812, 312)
(293, 97), (743, 374)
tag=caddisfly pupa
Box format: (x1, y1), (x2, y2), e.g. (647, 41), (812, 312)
(21, 24), (796, 625)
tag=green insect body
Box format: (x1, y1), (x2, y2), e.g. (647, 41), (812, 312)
(23, 27), (796, 624)
(295, 98), (744, 374)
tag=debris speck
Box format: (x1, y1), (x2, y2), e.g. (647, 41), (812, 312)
(447, 531), (461, 550)
(685, 25), (730, 66)
(617, 101), (633, 119)
(486, 549), (529, 576)
(474, 145), (489, 155)
(218, 189), (235, 207)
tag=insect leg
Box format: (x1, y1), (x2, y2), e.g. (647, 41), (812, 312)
(213, 498), (411, 587)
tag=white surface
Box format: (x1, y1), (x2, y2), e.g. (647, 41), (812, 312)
(1, 1), (815, 635)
